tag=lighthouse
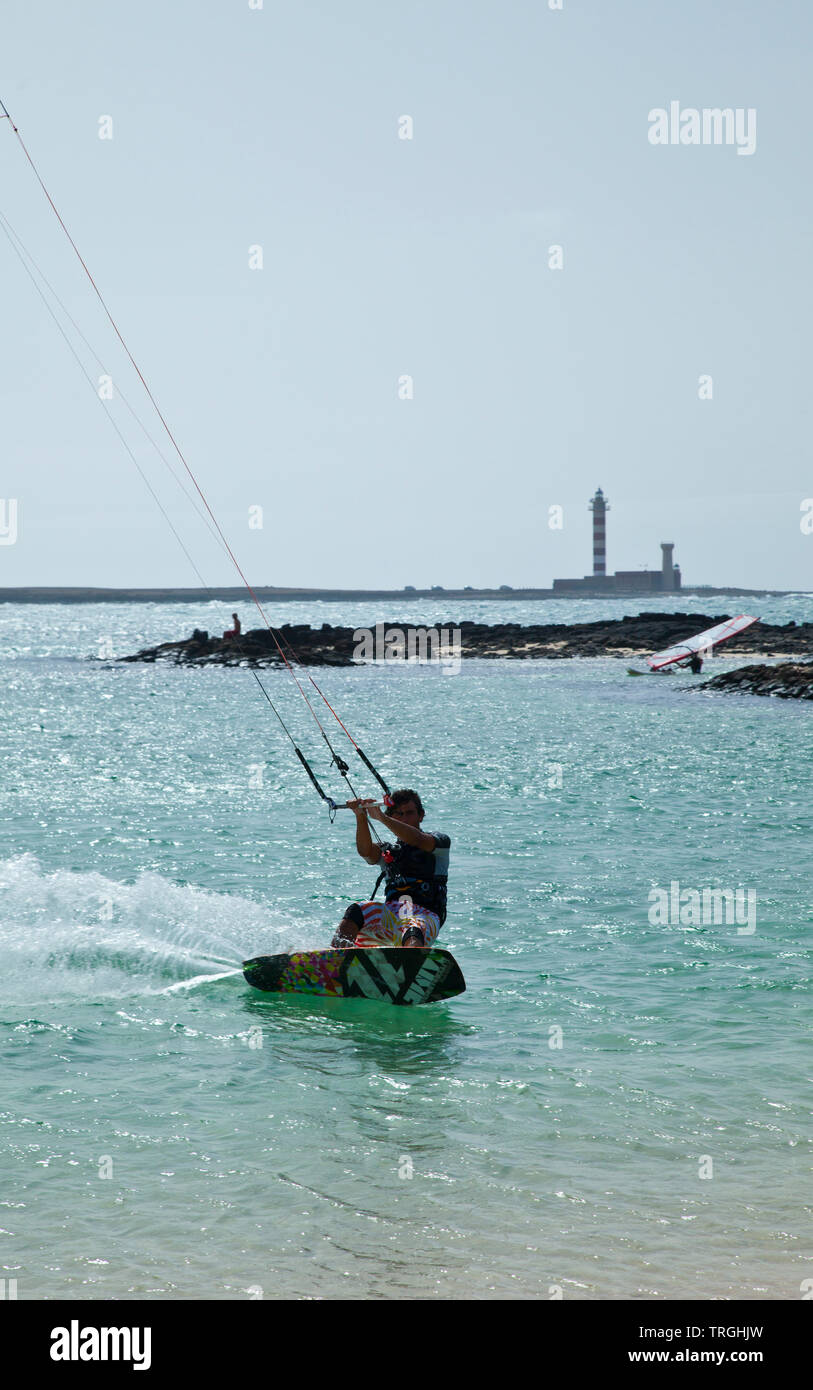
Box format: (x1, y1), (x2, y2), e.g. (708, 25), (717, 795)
(552, 488), (684, 593)
(588, 487), (609, 578)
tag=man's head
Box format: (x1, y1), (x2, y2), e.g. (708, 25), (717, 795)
(388, 788), (424, 828)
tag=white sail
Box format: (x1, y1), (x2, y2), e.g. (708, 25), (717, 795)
(646, 615), (759, 670)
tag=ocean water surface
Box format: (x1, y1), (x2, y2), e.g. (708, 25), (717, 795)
(1, 596), (811, 1299)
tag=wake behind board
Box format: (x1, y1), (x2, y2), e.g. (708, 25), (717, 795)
(243, 947), (466, 1006)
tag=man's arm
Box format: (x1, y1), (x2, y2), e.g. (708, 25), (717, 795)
(347, 800), (383, 864)
(367, 805), (437, 853)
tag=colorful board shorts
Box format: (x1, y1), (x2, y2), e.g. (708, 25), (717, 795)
(353, 897), (441, 949)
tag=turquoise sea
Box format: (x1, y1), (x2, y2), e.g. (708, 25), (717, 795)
(1, 593), (811, 1300)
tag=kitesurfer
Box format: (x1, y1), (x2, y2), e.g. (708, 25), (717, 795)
(332, 789), (450, 950)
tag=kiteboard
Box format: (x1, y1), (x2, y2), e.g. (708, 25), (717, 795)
(243, 947), (465, 1006)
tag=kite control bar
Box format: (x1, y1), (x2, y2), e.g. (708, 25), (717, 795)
(327, 796), (392, 822)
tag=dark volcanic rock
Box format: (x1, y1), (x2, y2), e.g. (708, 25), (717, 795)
(119, 625), (358, 668)
(117, 613), (813, 669)
(695, 662), (813, 700)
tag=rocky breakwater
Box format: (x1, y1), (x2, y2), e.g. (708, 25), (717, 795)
(695, 662), (813, 700)
(456, 612), (812, 660)
(118, 624), (358, 667)
(117, 612), (813, 667)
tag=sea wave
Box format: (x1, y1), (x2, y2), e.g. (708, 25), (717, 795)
(0, 854), (301, 1012)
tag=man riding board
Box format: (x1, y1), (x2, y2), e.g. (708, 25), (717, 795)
(331, 788), (450, 950)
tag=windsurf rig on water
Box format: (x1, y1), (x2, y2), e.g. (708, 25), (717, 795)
(0, 95), (392, 832)
(646, 615), (760, 671)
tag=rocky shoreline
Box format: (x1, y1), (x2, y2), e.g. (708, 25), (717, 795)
(118, 612), (813, 669)
(695, 662), (813, 700)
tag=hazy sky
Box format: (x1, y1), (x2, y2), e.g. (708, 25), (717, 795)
(1, 0), (811, 591)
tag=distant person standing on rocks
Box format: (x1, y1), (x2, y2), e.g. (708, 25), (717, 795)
(223, 612), (241, 641)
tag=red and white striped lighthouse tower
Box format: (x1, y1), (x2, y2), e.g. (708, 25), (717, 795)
(588, 487), (609, 577)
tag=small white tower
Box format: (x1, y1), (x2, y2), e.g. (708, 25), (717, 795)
(661, 543), (675, 592)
